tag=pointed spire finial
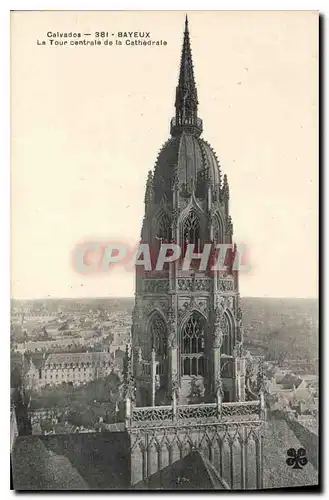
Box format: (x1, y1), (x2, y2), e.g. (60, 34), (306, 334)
(170, 16), (203, 137)
(223, 174), (229, 198)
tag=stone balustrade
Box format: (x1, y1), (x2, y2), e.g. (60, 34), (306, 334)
(128, 400), (262, 428)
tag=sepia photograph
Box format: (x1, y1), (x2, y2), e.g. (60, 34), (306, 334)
(10, 10), (319, 491)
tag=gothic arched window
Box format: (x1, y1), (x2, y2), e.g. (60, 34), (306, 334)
(183, 211), (200, 245)
(213, 214), (224, 243)
(154, 213), (172, 271)
(157, 213), (172, 242)
(150, 314), (167, 376)
(221, 314), (234, 356)
(182, 211), (201, 257)
(196, 169), (207, 199)
(181, 312), (206, 376)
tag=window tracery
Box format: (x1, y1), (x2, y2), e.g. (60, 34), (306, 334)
(221, 314), (234, 356)
(181, 312), (206, 376)
(157, 213), (172, 242)
(182, 211), (202, 261)
(213, 214), (223, 243)
(150, 314), (168, 376)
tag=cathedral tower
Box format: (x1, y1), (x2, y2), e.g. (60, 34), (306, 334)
(125, 17), (265, 489)
(132, 16), (243, 408)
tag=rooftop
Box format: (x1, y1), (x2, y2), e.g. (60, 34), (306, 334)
(134, 449), (229, 490)
(11, 417), (318, 490)
(44, 352), (111, 366)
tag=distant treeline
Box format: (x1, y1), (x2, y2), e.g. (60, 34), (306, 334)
(241, 297), (318, 365)
(11, 296), (318, 369)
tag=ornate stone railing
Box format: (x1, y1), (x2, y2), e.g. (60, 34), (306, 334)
(178, 403), (218, 420)
(221, 401), (261, 418)
(131, 405), (173, 425)
(170, 117), (203, 129)
(170, 116), (203, 137)
(129, 400), (261, 428)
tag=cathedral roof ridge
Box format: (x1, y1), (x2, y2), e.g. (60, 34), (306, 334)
(201, 138), (219, 159)
(153, 137), (177, 170)
(198, 137), (210, 168)
(149, 132), (222, 200)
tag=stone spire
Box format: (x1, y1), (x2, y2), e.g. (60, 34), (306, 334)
(171, 16), (203, 137)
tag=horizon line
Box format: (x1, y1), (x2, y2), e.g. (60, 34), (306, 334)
(11, 295), (318, 301)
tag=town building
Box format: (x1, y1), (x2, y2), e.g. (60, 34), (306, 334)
(40, 352), (113, 387)
(14, 337), (84, 353)
(24, 351), (113, 389)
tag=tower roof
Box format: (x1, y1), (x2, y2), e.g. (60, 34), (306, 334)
(171, 16), (203, 137)
(176, 16), (198, 115)
(146, 17), (227, 207)
(153, 135), (221, 203)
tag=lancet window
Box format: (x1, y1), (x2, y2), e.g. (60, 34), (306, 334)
(157, 213), (172, 242)
(213, 214), (224, 243)
(181, 312), (206, 376)
(150, 314), (168, 376)
(221, 314), (234, 356)
(182, 211), (201, 255)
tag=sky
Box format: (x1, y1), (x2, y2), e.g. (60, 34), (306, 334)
(11, 10), (318, 299)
